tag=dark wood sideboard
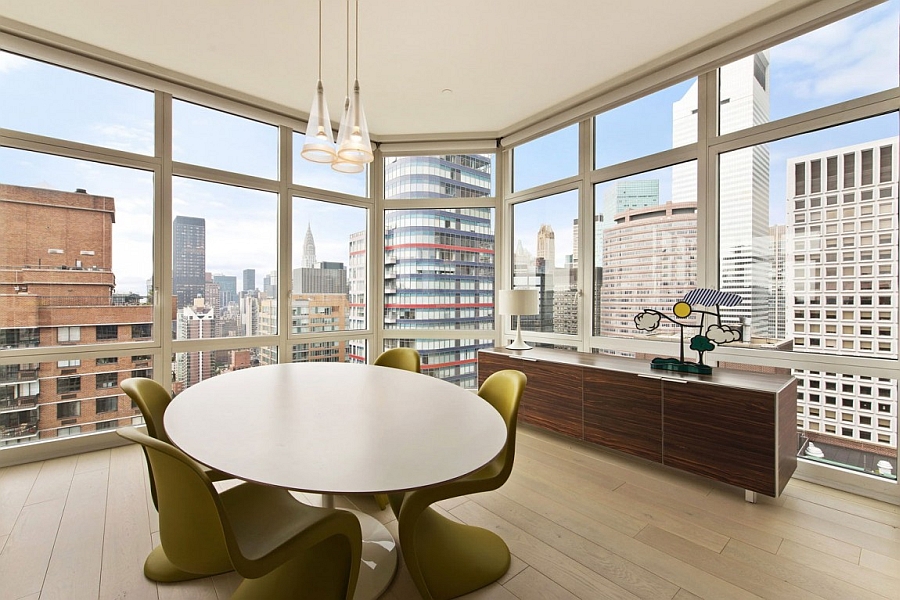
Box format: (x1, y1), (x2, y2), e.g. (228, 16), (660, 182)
(478, 347), (798, 500)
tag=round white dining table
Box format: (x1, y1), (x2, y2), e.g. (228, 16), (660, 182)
(164, 362), (507, 600)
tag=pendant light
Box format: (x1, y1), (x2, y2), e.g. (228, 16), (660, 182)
(300, 0), (336, 163)
(336, 0), (374, 164)
(332, 0), (365, 174)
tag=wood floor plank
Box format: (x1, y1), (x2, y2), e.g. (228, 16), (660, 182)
(612, 482), (783, 554)
(783, 479), (900, 521)
(509, 454), (647, 536)
(722, 538), (888, 600)
(635, 525), (823, 600)
(210, 571), (242, 599)
(0, 496), (66, 599)
(780, 495), (900, 543)
(859, 548), (900, 580)
(26, 455), (77, 506)
(452, 498), (648, 600)
(488, 480), (760, 600)
(776, 538), (899, 598)
(98, 445), (157, 600)
(467, 491), (680, 600)
(40, 467), (109, 600)
(503, 566), (580, 600)
(75, 450), (111, 475)
(0, 461), (42, 537)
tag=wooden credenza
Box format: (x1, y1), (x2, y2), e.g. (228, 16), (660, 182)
(478, 347), (798, 499)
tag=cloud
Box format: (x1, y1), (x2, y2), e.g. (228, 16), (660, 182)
(634, 310), (661, 331)
(93, 123), (154, 155)
(706, 324), (740, 344)
(772, 5), (899, 104)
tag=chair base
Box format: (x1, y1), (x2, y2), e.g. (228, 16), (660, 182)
(409, 507), (510, 600)
(144, 544), (233, 583)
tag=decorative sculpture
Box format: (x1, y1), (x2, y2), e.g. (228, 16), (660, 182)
(634, 288), (743, 374)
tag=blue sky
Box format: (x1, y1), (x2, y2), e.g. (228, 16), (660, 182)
(1, 0), (898, 293)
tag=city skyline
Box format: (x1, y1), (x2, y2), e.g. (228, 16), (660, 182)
(0, 2), (897, 297)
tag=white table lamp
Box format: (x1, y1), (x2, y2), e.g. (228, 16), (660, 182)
(499, 289), (539, 350)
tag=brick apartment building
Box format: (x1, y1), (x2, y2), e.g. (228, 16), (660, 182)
(0, 184), (153, 445)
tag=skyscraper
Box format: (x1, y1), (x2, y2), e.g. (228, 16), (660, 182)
(242, 268), (256, 293)
(672, 52), (771, 337)
(173, 215), (206, 309)
(378, 155), (495, 388)
(301, 223), (317, 268)
(788, 138), (898, 462)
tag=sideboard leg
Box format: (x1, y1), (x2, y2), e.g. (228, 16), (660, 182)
(745, 490), (758, 503)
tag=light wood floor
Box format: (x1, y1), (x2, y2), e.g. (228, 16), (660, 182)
(1, 424), (898, 600)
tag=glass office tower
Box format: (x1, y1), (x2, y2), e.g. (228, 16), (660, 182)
(381, 155), (495, 388)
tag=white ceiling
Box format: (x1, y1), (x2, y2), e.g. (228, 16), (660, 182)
(0, 0), (801, 139)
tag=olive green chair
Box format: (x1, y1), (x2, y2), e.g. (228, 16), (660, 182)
(372, 348), (422, 510)
(118, 427), (362, 599)
(388, 369), (526, 600)
(373, 347), (421, 373)
(121, 377), (232, 510)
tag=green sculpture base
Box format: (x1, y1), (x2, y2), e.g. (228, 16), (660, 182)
(650, 357), (713, 375)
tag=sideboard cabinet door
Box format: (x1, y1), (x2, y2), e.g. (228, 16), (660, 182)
(663, 380), (777, 496)
(478, 352), (583, 439)
(583, 370), (662, 462)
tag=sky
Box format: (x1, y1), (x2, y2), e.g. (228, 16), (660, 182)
(1, 0), (898, 294)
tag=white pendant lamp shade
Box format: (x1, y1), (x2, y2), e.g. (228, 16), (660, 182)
(301, 80), (337, 163)
(336, 79), (374, 164)
(331, 97), (364, 173)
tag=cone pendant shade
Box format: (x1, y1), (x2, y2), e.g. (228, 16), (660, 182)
(301, 80), (337, 163)
(336, 79), (374, 164)
(332, 97), (364, 173)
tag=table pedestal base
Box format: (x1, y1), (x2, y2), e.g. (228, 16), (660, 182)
(350, 509), (397, 600)
(320, 495), (397, 600)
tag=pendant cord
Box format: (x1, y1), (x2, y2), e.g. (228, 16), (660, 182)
(346, 0), (351, 95)
(317, 0), (323, 80)
(354, 0), (359, 81)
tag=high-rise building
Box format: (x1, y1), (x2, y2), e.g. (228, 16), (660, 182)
(787, 138), (898, 461)
(377, 155), (495, 388)
(300, 223), (317, 268)
(672, 52), (771, 336)
(242, 268), (256, 293)
(0, 184), (151, 444)
(175, 297), (215, 389)
(212, 274), (237, 307)
(173, 216), (206, 310)
(600, 202), (698, 337)
(293, 262), (349, 295)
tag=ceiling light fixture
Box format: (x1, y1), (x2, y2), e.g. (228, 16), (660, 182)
(331, 0), (365, 174)
(300, 0), (336, 163)
(335, 0), (373, 165)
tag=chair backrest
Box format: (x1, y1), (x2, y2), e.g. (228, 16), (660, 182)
(117, 427), (233, 574)
(121, 377), (173, 444)
(374, 348), (421, 373)
(477, 369), (527, 484)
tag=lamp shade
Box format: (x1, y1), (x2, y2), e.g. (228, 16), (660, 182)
(300, 80), (337, 163)
(499, 289), (539, 316)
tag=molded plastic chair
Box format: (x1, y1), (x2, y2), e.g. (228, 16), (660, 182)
(372, 348), (421, 509)
(387, 369), (526, 600)
(118, 427), (362, 599)
(121, 377), (231, 510)
(373, 347), (421, 373)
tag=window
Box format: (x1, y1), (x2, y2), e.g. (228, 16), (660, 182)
(95, 420), (117, 431)
(383, 154), (494, 199)
(57, 359), (80, 368)
(173, 99), (277, 179)
(58, 326), (80, 343)
(292, 198), (367, 334)
(595, 79), (697, 169)
(513, 190), (578, 337)
(56, 425), (82, 437)
(513, 125), (578, 192)
(131, 324), (151, 339)
(56, 376), (81, 394)
(96, 396), (118, 413)
(96, 372), (119, 389)
(97, 357), (118, 365)
(56, 401), (81, 419)
(96, 325), (118, 341)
